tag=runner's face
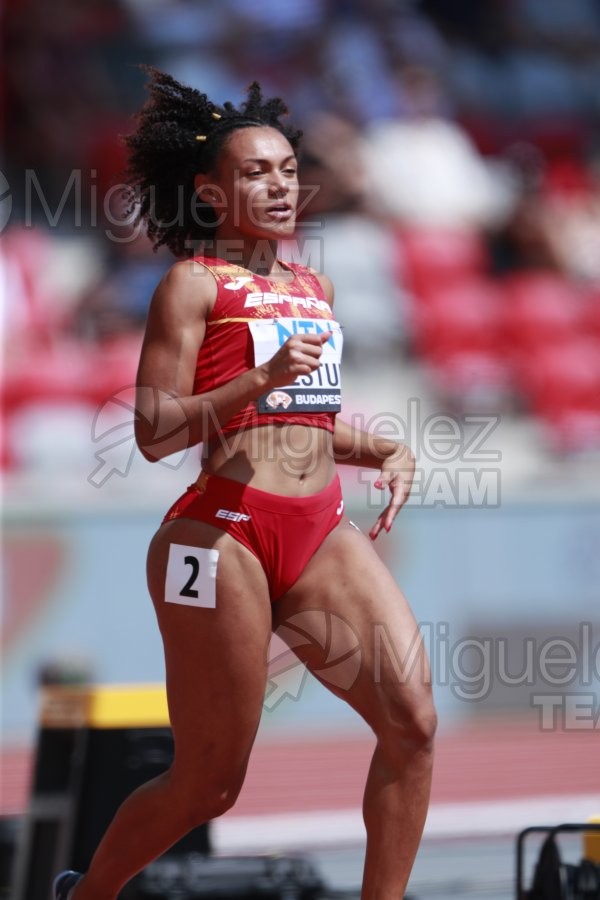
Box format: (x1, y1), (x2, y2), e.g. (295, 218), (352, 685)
(211, 127), (299, 239)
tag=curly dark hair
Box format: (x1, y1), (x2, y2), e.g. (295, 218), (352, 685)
(123, 67), (302, 257)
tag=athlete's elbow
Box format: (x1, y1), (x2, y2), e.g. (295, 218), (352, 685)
(137, 443), (161, 463)
(136, 438), (186, 463)
(134, 421), (163, 462)
(135, 433), (161, 462)
(135, 421), (200, 462)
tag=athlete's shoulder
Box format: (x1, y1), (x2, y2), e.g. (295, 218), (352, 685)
(315, 272), (335, 306)
(312, 270), (334, 306)
(285, 263), (334, 306)
(148, 258), (218, 322)
(190, 254), (244, 280)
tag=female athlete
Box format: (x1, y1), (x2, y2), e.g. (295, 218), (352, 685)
(54, 69), (436, 900)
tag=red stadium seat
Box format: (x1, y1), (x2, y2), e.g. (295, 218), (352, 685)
(2, 342), (99, 470)
(516, 335), (600, 453)
(427, 349), (513, 412)
(3, 342), (94, 414)
(395, 227), (488, 298)
(526, 119), (588, 164)
(0, 411), (15, 470)
(3, 334), (144, 470)
(502, 272), (585, 356)
(86, 333), (143, 409)
(516, 338), (600, 419)
(412, 276), (505, 360)
(583, 288), (600, 341)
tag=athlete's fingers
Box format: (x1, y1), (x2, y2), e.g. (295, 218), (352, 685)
(369, 502), (397, 541)
(383, 485), (407, 530)
(287, 350), (325, 371)
(369, 515), (385, 541)
(289, 331), (333, 354)
(370, 469), (411, 539)
(283, 332), (333, 368)
(370, 475), (390, 540)
(263, 330), (334, 386)
(291, 343), (327, 361)
(369, 495), (403, 540)
(287, 359), (320, 375)
(301, 330), (333, 344)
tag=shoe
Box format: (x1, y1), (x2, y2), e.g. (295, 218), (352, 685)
(53, 870), (83, 900)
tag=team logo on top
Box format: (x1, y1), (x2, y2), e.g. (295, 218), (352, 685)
(244, 292), (330, 312)
(223, 276), (253, 290)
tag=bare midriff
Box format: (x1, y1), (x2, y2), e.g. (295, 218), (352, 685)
(202, 423), (336, 496)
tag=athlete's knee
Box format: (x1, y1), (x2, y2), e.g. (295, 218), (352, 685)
(404, 692), (437, 753)
(374, 682), (437, 758)
(172, 766), (246, 827)
(195, 780), (244, 821)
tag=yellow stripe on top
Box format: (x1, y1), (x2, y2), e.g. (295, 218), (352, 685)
(206, 317), (258, 326)
(207, 315), (335, 326)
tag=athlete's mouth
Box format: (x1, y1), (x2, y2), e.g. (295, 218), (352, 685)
(265, 202), (293, 220)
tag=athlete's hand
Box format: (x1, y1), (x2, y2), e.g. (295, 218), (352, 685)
(369, 444), (415, 540)
(259, 331), (332, 390)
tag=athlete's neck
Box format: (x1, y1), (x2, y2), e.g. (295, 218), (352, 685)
(209, 236), (283, 277)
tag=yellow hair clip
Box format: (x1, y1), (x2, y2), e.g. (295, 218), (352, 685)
(211, 112), (222, 121)
(195, 134), (207, 142)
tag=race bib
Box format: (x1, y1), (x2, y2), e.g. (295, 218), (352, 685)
(249, 318), (343, 414)
(164, 544), (219, 609)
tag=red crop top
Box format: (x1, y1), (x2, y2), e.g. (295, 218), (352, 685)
(192, 256), (343, 436)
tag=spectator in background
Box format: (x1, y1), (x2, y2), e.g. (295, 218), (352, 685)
(487, 143), (562, 275)
(4, 0), (135, 218)
(291, 112), (409, 361)
(488, 143), (600, 284)
(362, 64), (515, 231)
(541, 156), (600, 285)
(75, 231), (171, 342)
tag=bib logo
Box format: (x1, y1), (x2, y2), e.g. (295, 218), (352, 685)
(266, 391), (293, 410)
(224, 277), (253, 290)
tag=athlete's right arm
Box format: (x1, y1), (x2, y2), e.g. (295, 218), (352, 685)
(135, 261), (331, 462)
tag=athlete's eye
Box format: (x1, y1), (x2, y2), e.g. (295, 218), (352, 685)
(283, 167), (297, 176)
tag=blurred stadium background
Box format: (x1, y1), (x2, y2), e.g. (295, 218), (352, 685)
(1, 1), (600, 897)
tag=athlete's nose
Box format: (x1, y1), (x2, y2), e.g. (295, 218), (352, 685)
(268, 172), (289, 197)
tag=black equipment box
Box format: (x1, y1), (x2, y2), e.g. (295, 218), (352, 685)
(516, 822), (600, 899)
(122, 852), (325, 899)
(11, 685), (210, 900)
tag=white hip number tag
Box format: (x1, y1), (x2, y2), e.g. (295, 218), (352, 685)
(165, 543), (219, 608)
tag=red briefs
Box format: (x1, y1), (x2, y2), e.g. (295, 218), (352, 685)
(162, 472), (344, 602)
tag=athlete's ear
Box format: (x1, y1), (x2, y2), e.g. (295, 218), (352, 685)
(194, 174), (222, 206)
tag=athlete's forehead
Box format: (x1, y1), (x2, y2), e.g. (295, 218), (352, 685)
(220, 126), (295, 166)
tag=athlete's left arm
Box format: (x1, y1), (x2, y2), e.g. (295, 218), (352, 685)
(332, 418), (415, 539)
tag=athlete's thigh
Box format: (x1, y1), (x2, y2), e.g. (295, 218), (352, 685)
(272, 520), (432, 731)
(148, 517), (271, 772)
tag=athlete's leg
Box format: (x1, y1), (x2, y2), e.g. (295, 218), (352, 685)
(273, 521), (436, 900)
(72, 519), (272, 900)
